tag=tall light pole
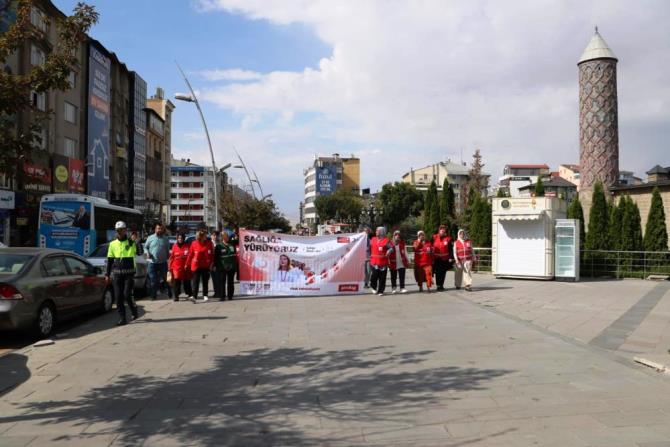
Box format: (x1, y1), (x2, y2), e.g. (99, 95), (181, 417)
(233, 147), (257, 200)
(251, 168), (265, 199)
(174, 61), (220, 230)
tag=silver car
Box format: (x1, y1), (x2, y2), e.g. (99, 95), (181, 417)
(87, 242), (149, 295)
(0, 248), (111, 337)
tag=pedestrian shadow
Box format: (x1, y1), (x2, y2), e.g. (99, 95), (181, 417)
(2, 346), (514, 446)
(467, 286), (514, 292)
(134, 316), (228, 324)
(0, 353), (30, 398)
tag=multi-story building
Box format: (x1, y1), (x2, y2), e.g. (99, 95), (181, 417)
(145, 106), (166, 223)
(558, 164), (581, 190)
(302, 154), (360, 226)
(109, 52), (130, 206)
(618, 170), (642, 186)
(402, 159), (490, 212)
(146, 87), (175, 222)
(170, 159), (219, 231)
(129, 72), (147, 211)
(496, 164), (550, 198)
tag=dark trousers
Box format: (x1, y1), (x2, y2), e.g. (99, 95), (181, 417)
(434, 259), (451, 289)
(192, 268), (210, 299)
(148, 262), (172, 298)
(370, 266), (388, 294)
(172, 278), (192, 298)
(212, 270), (222, 298)
(113, 273), (137, 320)
(390, 268), (406, 289)
(221, 269), (235, 299)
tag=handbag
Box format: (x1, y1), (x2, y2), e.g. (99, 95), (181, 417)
(166, 271), (173, 284)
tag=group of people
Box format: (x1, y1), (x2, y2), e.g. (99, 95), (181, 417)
(365, 224), (475, 295)
(106, 221), (238, 326)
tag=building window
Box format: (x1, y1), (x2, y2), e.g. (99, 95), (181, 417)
(30, 44), (46, 66)
(63, 138), (77, 158)
(34, 127), (47, 150)
(67, 71), (76, 88)
(30, 7), (48, 33)
(64, 102), (77, 124)
(31, 91), (46, 111)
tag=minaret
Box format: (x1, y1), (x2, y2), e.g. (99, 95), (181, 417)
(578, 27), (619, 222)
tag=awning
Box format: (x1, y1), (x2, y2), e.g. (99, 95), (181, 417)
(497, 212), (544, 221)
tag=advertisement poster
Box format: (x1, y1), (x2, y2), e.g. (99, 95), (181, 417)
(86, 43), (110, 199)
(52, 154), (69, 193)
(38, 201), (92, 255)
(239, 230), (366, 296)
(23, 151), (52, 194)
(315, 164), (336, 195)
(69, 158), (86, 193)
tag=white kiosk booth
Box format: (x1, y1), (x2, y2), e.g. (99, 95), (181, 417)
(492, 197), (567, 279)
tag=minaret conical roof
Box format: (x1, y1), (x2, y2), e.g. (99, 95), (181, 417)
(578, 27), (617, 64)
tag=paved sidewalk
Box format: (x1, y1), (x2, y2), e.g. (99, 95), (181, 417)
(2, 282), (670, 445)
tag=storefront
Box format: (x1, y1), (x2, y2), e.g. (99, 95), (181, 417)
(14, 151), (52, 247)
(0, 189), (14, 246)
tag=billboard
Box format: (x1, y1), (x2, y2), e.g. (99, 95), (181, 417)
(53, 154), (69, 193)
(23, 151), (52, 194)
(238, 229), (366, 296)
(38, 201), (93, 255)
(86, 43), (110, 199)
(315, 164), (336, 195)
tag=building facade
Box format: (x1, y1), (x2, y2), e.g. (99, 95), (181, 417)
(558, 164), (581, 190)
(146, 87), (175, 222)
(402, 160), (490, 212)
(129, 72), (147, 211)
(497, 164), (550, 198)
(170, 159), (218, 231)
(145, 107), (166, 223)
(109, 53), (130, 206)
(302, 154), (361, 225)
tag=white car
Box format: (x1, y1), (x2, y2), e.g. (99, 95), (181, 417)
(87, 242), (149, 296)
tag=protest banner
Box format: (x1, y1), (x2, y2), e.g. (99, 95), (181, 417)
(239, 229), (366, 296)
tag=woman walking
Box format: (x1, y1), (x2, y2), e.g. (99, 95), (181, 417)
(186, 230), (214, 303)
(214, 232), (237, 300)
(168, 233), (192, 301)
(369, 226), (393, 296)
(412, 230), (434, 292)
(389, 230), (409, 294)
(453, 229), (474, 291)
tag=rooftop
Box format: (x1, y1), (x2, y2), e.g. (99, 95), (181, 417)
(560, 164), (580, 172)
(646, 165), (670, 175)
(505, 164), (550, 170)
(519, 177), (577, 190)
(578, 28), (617, 64)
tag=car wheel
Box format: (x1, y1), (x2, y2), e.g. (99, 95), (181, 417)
(102, 287), (114, 313)
(34, 303), (55, 338)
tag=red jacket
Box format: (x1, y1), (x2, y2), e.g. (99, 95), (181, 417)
(413, 240), (434, 267)
(432, 234), (453, 262)
(454, 239), (474, 262)
(370, 236), (392, 267)
(388, 240), (409, 270)
(169, 242), (192, 280)
(186, 239), (214, 271)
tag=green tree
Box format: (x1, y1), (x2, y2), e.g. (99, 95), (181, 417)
(644, 187), (668, 251)
(496, 188), (507, 198)
(0, 1), (98, 173)
(620, 197), (643, 252)
(439, 177), (456, 236)
(534, 176), (545, 197)
(567, 196), (585, 249)
(608, 198), (624, 251)
(469, 196), (492, 247)
(423, 180), (439, 236)
(376, 182), (423, 228)
(314, 189), (364, 223)
(585, 182), (609, 251)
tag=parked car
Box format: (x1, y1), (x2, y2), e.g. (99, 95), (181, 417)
(87, 243), (149, 295)
(0, 248), (111, 337)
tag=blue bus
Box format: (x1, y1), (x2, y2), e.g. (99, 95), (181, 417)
(38, 194), (143, 256)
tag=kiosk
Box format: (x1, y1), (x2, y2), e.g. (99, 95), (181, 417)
(492, 197), (567, 279)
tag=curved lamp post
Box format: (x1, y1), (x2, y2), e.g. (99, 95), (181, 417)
(174, 61), (220, 230)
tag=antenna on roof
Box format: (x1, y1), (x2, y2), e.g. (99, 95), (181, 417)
(460, 147), (463, 165)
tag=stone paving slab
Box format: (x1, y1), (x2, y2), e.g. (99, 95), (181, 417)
(3, 280), (670, 445)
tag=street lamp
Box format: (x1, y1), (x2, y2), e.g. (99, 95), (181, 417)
(233, 148), (257, 200)
(174, 62), (220, 230)
(261, 193), (273, 201)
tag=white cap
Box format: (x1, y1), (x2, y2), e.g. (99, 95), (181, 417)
(115, 221), (127, 230)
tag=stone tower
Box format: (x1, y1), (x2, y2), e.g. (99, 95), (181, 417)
(578, 28), (619, 223)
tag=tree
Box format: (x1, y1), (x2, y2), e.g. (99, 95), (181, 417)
(221, 189), (291, 233)
(314, 189), (364, 223)
(376, 182), (423, 228)
(0, 1), (98, 173)
(567, 196), (585, 249)
(644, 187), (668, 251)
(439, 177), (456, 236)
(423, 180), (439, 236)
(585, 182), (609, 251)
(467, 149), (487, 196)
(607, 198), (624, 251)
(534, 176), (545, 197)
(468, 195), (492, 247)
(496, 188), (507, 198)
(620, 196), (643, 252)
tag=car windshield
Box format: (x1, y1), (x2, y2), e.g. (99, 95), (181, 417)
(90, 244), (109, 258)
(0, 253), (34, 275)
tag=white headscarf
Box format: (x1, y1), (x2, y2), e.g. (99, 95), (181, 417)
(457, 229), (466, 241)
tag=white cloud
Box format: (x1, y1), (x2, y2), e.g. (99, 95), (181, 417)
(196, 68), (263, 82)
(190, 0), (670, 217)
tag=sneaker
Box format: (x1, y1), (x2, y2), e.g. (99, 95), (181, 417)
(369, 287), (377, 294)
(203, 296), (209, 302)
(400, 288), (407, 294)
(378, 292), (384, 296)
(391, 289), (398, 294)
(189, 296), (197, 303)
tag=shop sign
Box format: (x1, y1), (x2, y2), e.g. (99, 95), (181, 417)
(0, 190), (14, 210)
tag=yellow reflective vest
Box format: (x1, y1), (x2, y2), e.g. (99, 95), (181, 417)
(106, 238), (137, 276)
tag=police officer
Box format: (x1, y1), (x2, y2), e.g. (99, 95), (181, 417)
(106, 221), (139, 325)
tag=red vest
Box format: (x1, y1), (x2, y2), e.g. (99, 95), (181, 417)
(388, 240), (409, 270)
(413, 240), (434, 267)
(169, 242), (192, 280)
(455, 239), (474, 261)
(432, 234), (453, 261)
(186, 239), (214, 271)
(370, 237), (391, 267)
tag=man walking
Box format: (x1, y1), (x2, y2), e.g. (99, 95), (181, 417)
(144, 223), (172, 300)
(432, 224), (454, 291)
(369, 226), (393, 296)
(106, 221), (139, 326)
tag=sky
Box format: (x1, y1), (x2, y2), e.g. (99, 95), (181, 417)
(54, 0), (670, 221)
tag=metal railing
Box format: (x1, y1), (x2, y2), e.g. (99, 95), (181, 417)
(472, 248), (492, 273)
(581, 250), (670, 279)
